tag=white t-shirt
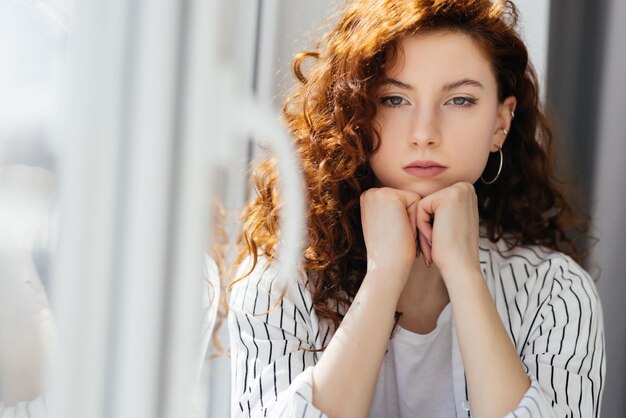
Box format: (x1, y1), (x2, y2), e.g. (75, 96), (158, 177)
(369, 303), (455, 418)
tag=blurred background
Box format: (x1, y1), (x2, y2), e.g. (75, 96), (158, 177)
(0, 0), (624, 417)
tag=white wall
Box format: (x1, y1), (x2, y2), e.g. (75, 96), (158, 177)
(515, 1), (551, 92)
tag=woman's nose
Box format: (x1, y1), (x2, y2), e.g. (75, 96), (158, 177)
(410, 109), (441, 147)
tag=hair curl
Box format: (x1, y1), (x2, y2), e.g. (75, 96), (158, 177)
(232, 0), (588, 331)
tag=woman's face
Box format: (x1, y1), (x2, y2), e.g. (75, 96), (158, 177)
(370, 30), (516, 197)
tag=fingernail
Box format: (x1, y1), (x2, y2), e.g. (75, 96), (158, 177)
(427, 239), (432, 247)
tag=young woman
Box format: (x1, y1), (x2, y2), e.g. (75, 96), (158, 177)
(228, 1), (605, 417)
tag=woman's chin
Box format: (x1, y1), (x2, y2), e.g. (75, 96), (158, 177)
(403, 183), (446, 198)
(373, 178), (452, 197)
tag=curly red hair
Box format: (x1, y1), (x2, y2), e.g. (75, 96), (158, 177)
(231, 0), (587, 330)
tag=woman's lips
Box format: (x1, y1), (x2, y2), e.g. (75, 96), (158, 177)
(403, 165), (447, 178)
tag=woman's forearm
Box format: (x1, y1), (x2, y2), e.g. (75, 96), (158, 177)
(312, 269), (404, 418)
(446, 267), (530, 418)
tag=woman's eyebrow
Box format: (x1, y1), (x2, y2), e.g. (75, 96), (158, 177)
(381, 77), (484, 91)
(443, 78), (484, 91)
(381, 77), (413, 90)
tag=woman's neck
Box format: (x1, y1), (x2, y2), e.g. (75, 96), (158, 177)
(395, 256), (450, 334)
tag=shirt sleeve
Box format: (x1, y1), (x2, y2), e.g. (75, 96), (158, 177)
(228, 258), (330, 418)
(504, 256), (605, 418)
(200, 255), (220, 369)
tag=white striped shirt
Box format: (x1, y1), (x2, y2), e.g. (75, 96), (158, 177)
(228, 237), (606, 417)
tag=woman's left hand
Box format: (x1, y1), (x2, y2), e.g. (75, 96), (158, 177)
(416, 181), (480, 279)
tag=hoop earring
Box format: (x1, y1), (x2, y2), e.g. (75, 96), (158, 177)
(481, 146), (503, 185)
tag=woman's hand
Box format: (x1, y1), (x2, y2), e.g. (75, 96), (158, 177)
(415, 182), (481, 279)
(360, 187), (423, 284)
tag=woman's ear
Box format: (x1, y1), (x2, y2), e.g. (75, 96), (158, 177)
(492, 96), (517, 150)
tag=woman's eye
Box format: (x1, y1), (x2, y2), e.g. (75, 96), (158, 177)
(447, 96), (477, 107)
(380, 95), (407, 107)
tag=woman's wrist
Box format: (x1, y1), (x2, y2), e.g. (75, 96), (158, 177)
(365, 262), (411, 297)
(438, 258), (483, 289)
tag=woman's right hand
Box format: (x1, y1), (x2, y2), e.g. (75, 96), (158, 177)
(360, 187), (423, 285)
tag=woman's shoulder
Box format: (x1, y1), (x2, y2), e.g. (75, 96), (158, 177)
(479, 235), (573, 266)
(230, 255), (311, 292)
(228, 256), (315, 315)
(478, 236), (596, 296)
